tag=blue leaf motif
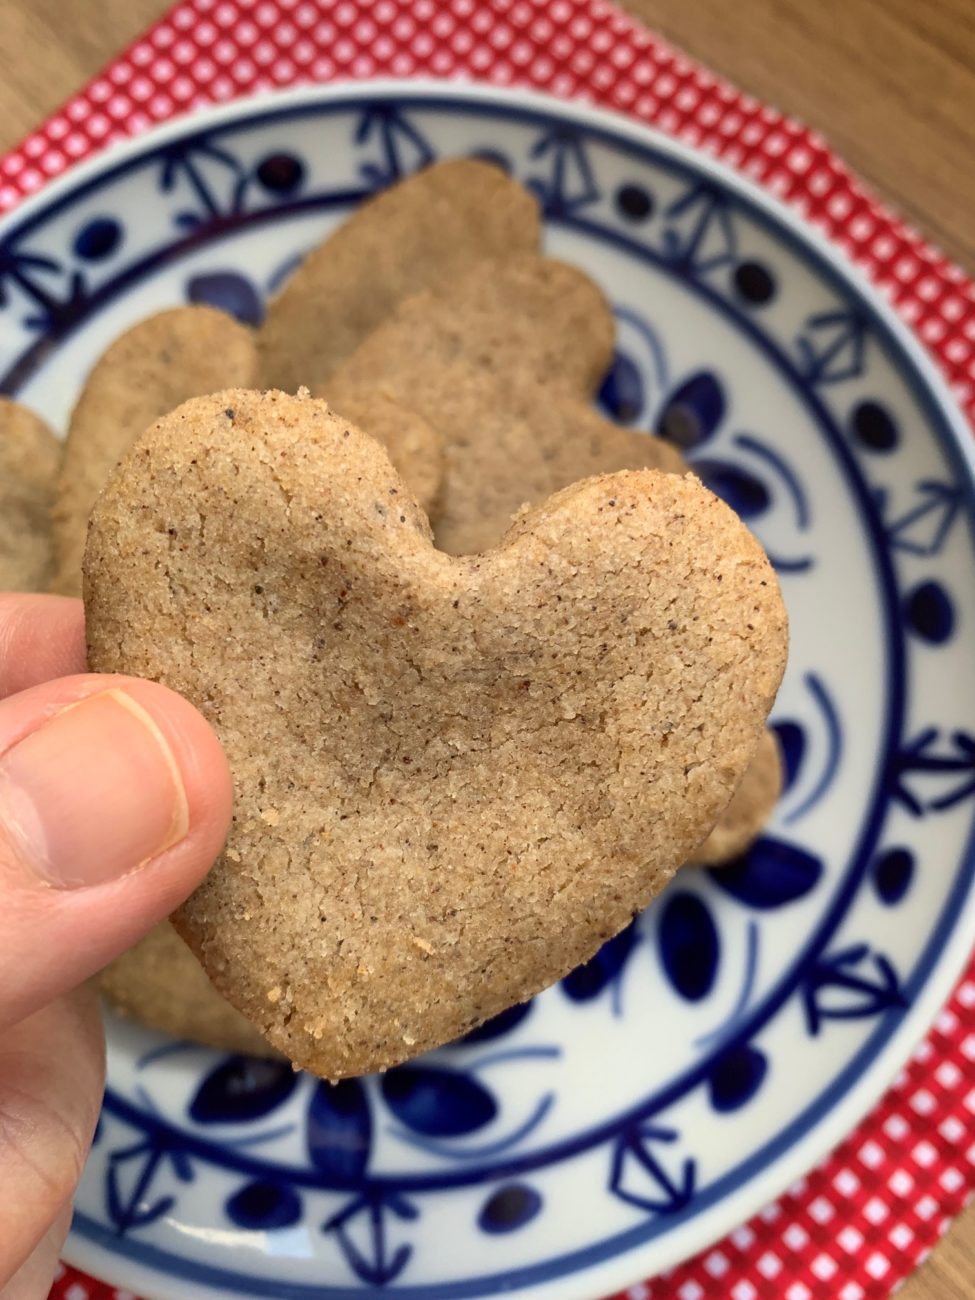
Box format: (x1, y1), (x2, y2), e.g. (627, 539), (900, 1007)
(355, 105), (435, 188)
(478, 1183), (542, 1233)
(658, 371), (725, 448)
(887, 727), (975, 815)
(872, 847), (915, 906)
(661, 183), (736, 275)
(306, 1078), (372, 1180)
(0, 243), (88, 330)
(904, 580), (955, 645)
(707, 1044), (768, 1112)
(187, 270), (264, 326)
(562, 921), (639, 1001)
(884, 480), (962, 558)
(460, 1001), (533, 1044)
(709, 838), (823, 909)
(598, 350), (644, 423)
(526, 127), (600, 215)
(658, 892), (719, 1002)
(382, 1066), (497, 1137)
(795, 308), (867, 385)
(189, 1055), (298, 1124)
(226, 1179), (302, 1229)
(693, 460), (770, 519)
(255, 152), (305, 195)
(771, 720), (805, 794)
(159, 139), (245, 222)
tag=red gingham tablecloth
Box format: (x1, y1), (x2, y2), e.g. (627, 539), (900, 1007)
(13, 1), (972, 1297)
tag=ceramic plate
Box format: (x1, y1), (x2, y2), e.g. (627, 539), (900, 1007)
(2, 83), (974, 1300)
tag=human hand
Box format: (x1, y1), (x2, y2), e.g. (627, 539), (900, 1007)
(0, 593), (232, 1297)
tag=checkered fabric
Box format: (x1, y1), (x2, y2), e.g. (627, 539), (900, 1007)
(8, 2), (970, 1296)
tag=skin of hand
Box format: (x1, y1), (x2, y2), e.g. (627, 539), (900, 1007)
(0, 593), (233, 1297)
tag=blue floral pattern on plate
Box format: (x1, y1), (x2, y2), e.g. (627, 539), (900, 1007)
(2, 84), (974, 1300)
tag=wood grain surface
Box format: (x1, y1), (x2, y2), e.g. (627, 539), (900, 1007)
(0, 1), (971, 1297)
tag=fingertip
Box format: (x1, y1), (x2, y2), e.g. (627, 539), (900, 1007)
(0, 674), (233, 895)
(113, 677), (234, 882)
(0, 674), (233, 1022)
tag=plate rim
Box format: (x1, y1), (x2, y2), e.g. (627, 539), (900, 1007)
(21, 77), (971, 1300)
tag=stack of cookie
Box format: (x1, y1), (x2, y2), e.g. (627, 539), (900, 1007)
(3, 159), (787, 1077)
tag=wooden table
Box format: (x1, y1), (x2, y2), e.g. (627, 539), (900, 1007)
(0, 1), (971, 1296)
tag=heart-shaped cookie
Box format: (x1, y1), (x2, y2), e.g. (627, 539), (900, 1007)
(327, 254), (682, 555)
(328, 254), (781, 848)
(50, 310), (444, 1053)
(258, 158), (542, 394)
(331, 251), (616, 408)
(85, 389), (787, 1078)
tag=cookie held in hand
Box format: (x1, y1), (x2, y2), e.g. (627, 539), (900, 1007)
(84, 389), (788, 1078)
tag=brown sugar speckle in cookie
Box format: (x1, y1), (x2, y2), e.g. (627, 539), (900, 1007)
(85, 388), (788, 1078)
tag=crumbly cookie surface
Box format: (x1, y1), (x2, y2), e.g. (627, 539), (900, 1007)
(101, 922), (279, 1057)
(86, 388), (788, 1078)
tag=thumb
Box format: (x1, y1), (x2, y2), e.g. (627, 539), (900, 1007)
(0, 673), (232, 1029)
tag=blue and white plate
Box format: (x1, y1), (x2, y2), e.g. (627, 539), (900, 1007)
(2, 83), (974, 1300)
